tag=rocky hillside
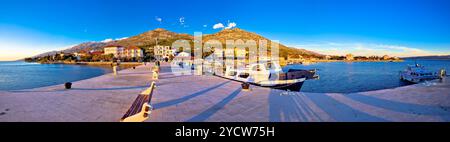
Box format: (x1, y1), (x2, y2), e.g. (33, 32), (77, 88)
(34, 28), (193, 57)
(202, 28), (323, 58)
(115, 28), (193, 48)
(33, 42), (108, 57)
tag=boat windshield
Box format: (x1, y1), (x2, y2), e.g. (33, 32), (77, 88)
(264, 62), (281, 70)
(252, 65), (263, 71)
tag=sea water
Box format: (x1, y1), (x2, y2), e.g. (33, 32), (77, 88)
(284, 59), (450, 93)
(0, 61), (111, 90)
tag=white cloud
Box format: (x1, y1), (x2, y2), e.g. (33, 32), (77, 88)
(155, 17), (162, 22)
(179, 17), (185, 25)
(100, 37), (128, 43)
(101, 38), (113, 43)
(203, 24), (208, 28)
(213, 22), (237, 30)
(213, 23), (225, 29)
(225, 22), (237, 29)
(115, 37), (128, 40)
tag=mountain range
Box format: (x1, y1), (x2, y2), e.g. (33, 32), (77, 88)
(34, 28), (323, 58)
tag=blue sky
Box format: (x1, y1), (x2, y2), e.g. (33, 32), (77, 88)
(1, 0), (450, 60)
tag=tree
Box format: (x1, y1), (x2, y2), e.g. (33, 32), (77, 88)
(103, 54), (114, 61)
(24, 58), (34, 62)
(80, 55), (92, 62)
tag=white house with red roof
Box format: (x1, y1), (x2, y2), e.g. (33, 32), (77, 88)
(104, 44), (125, 58)
(104, 44), (143, 58)
(124, 46), (144, 58)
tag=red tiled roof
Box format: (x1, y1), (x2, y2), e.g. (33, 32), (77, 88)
(90, 51), (104, 55)
(126, 45), (141, 50)
(104, 44), (123, 48)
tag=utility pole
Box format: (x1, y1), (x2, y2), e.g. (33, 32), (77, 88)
(155, 38), (158, 61)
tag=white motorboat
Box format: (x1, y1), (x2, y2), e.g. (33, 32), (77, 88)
(399, 63), (444, 83)
(217, 61), (318, 91)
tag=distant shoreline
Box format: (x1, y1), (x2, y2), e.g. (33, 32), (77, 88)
(282, 59), (403, 66)
(0, 61), (116, 91)
(31, 61), (143, 70)
(313, 59), (403, 63)
(45, 61), (142, 65)
(401, 55), (450, 60)
(401, 58), (450, 61)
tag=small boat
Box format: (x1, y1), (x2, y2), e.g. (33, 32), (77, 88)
(399, 63), (444, 83)
(217, 61), (318, 91)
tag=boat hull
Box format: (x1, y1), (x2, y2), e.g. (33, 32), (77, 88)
(286, 69), (319, 80)
(264, 81), (304, 92)
(214, 74), (306, 91)
(399, 64), (443, 84)
(400, 72), (440, 84)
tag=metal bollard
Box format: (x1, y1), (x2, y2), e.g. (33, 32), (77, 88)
(439, 69), (446, 79)
(241, 82), (250, 91)
(152, 71), (159, 80)
(113, 66), (118, 76)
(65, 82), (72, 89)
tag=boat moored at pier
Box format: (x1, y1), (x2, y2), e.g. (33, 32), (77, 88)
(399, 63), (445, 83)
(216, 61), (318, 91)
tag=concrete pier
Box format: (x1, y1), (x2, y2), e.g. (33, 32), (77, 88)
(0, 63), (449, 122)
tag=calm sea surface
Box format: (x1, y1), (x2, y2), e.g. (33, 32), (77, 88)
(0, 61), (111, 90)
(284, 59), (450, 93)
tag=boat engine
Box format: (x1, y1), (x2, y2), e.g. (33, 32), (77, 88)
(440, 69), (446, 79)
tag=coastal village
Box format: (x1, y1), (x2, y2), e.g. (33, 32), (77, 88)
(22, 28), (402, 66)
(27, 45), (173, 63)
(25, 43), (402, 66)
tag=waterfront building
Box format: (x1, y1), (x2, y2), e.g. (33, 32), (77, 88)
(74, 51), (88, 60)
(393, 56), (400, 60)
(213, 47), (247, 58)
(176, 52), (191, 58)
(383, 55), (390, 60)
(103, 45), (143, 59)
(59, 52), (66, 57)
(124, 46), (144, 58)
(73, 51), (86, 60)
(51, 52), (66, 60)
(287, 55), (304, 64)
(74, 51), (88, 57)
(173, 52), (192, 64)
(153, 45), (174, 61)
(235, 48), (247, 58)
(104, 45), (125, 58)
(346, 54), (354, 60)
